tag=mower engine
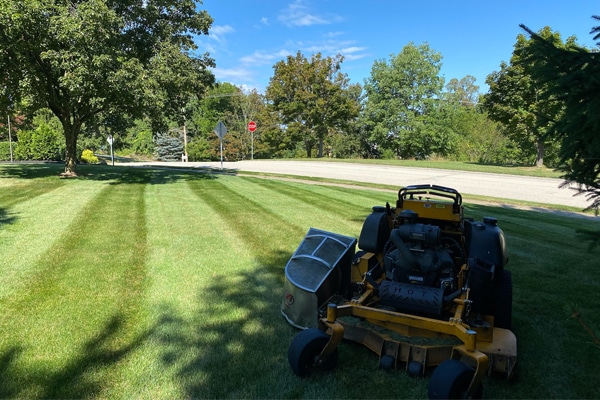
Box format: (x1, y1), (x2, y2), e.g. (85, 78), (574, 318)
(380, 211), (459, 316)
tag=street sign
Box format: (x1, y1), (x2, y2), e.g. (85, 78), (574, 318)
(248, 121), (257, 132)
(106, 135), (114, 166)
(214, 121), (227, 139)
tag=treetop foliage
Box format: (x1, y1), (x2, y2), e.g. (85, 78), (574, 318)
(266, 51), (360, 158)
(362, 42), (453, 159)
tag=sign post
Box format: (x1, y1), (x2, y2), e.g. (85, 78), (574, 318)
(248, 121), (256, 160)
(214, 121), (227, 169)
(107, 134), (114, 166)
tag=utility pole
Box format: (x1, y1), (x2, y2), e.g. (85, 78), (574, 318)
(7, 115), (13, 162)
(183, 113), (188, 162)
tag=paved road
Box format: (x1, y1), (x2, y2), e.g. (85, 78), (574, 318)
(126, 160), (592, 210)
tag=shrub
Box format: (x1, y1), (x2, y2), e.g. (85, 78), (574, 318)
(186, 138), (212, 161)
(81, 149), (99, 164)
(14, 123), (64, 161)
(0, 141), (15, 161)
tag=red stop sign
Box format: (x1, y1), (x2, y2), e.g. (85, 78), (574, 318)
(248, 121), (257, 132)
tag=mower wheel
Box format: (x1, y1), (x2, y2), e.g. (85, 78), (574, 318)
(428, 359), (482, 399)
(407, 360), (424, 378)
(379, 355), (395, 370)
(288, 328), (338, 377)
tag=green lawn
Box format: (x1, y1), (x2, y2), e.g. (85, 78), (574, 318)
(0, 163), (598, 399)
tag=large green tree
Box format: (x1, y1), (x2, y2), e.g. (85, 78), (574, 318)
(362, 42), (447, 159)
(0, 0), (214, 175)
(521, 17), (600, 210)
(482, 27), (574, 167)
(266, 51), (360, 158)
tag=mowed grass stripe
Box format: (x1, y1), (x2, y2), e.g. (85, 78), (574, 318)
(128, 174), (305, 399)
(142, 173), (233, 310)
(134, 173), (272, 399)
(0, 179), (108, 299)
(0, 178), (148, 399)
(156, 176), (306, 398)
(187, 177), (308, 269)
(244, 177), (389, 237)
(0, 178), (66, 208)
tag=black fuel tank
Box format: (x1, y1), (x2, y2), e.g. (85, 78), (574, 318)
(464, 217), (508, 278)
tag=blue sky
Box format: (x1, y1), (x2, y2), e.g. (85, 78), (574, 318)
(196, 0), (598, 94)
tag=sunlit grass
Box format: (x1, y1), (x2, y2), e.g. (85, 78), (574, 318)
(0, 163), (597, 399)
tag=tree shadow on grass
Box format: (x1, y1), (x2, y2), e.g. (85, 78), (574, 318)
(0, 162), (64, 179)
(41, 316), (148, 399)
(77, 164), (226, 185)
(576, 228), (600, 253)
(0, 346), (23, 399)
(0, 163), (232, 186)
(0, 314), (156, 399)
(154, 249), (295, 399)
(0, 208), (17, 227)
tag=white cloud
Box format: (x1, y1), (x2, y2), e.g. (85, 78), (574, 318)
(211, 67), (265, 93)
(343, 52), (369, 61)
(293, 39), (367, 58)
(212, 66), (254, 82)
(209, 25), (235, 43)
(278, 0), (342, 27)
(260, 17), (269, 26)
(324, 31), (345, 38)
(339, 46), (369, 61)
(240, 49), (292, 66)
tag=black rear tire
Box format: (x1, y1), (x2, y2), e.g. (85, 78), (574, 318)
(288, 328), (338, 377)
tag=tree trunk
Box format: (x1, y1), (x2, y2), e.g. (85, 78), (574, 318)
(318, 137), (324, 158)
(60, 115), (81, 176)
(305, 140), (312, 158)
(535, 137), (544, 167)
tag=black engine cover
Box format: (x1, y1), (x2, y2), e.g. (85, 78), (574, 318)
(379, 280), (444, 316)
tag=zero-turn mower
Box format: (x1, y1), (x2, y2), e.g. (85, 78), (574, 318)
(281, 184), (516, 399)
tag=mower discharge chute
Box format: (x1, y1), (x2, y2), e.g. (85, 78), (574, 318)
(281, 184), (516, 399)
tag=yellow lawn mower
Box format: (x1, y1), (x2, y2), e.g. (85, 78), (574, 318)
(281, 184), (516, 398)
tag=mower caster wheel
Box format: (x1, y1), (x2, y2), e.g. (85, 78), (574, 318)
(407, 360), (424, 378)
(428, 359), (482, 399)
(379, 355), (395, 371)
(288, 328), (338, 377)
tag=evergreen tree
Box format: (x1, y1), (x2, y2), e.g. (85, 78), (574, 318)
(154, 131), (184, 161)
(521, 17), (600, 211)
